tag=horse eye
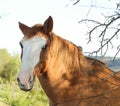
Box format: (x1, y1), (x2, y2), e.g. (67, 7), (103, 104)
(42, 44), (48, 50)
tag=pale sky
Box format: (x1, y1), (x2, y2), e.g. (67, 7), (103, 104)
(0, 0), (119, 56)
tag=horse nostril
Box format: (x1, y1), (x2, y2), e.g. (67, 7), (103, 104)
(17, 77), (20, 82)
(28, 76), (31, 82)
(17, 78), (26, 87)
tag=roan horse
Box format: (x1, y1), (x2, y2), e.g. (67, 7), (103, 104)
(17, 16), (120, 106)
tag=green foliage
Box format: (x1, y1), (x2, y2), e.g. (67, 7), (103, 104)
(0, 49), (20, 83)
(0, 49), (49, 105)
(0, 82), (48, 106)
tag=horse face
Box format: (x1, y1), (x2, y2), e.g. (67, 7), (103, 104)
(18, 36), (47, 91)
(17, 16), (53, 91)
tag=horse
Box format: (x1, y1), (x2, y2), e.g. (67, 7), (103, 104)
(17, 16), (120, 106)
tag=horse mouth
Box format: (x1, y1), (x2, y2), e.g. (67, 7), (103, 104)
(17, 76), (35, 91)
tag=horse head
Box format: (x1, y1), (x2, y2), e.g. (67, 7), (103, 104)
(17, 16), (53, 91)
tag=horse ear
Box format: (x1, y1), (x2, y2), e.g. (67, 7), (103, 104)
(43, 16), (53, 34)
(19, 22), (30, 35)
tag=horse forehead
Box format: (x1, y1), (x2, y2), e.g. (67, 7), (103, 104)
(20, 35), (47, 46)
(26, 24), (44, 38)
(32, 24), (43, 31)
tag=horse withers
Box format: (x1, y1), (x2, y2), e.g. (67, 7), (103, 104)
(17, 16), (120, 106)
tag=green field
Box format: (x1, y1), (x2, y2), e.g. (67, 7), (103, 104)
(0, 81), (49, 106)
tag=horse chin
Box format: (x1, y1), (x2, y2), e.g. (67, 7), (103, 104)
(17, 76), (35, 91)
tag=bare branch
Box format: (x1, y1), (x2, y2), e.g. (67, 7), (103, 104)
(73, 0), (80, 5)
(80, 13), (120, 57)
(114, 45), (120, 60)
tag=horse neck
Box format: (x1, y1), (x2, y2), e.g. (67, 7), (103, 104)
(48, 34), (83, 72)
(40, 33), (88, 87)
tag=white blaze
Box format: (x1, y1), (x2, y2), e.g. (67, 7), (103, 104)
(19, 35), (46, 84)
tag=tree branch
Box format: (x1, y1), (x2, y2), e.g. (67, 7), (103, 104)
(73, 0), (80, 5)
(80, 12), (120, 57)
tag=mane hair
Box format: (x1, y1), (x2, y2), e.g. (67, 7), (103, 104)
(39, 32), (86, 82)
(51, 33), (83, 66)
(85, 56), (106, 65)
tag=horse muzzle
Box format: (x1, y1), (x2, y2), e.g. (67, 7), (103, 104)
(17, 76), (35, 91)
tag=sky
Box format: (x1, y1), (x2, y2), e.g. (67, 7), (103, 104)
(0, 0), (119, 56)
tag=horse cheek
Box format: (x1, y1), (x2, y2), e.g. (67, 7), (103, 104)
(35, 51), (47, 74)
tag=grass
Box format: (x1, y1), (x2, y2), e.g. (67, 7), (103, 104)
(0, 80), (49, 106)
